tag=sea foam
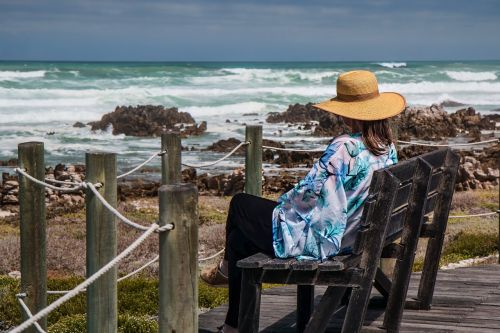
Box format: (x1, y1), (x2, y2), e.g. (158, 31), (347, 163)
(0, 70), (47, 81)
(376, 62), (407, 68)
(445, 71), (497, 81)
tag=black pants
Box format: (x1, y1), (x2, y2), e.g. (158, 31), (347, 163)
(224, 193), (278, 328)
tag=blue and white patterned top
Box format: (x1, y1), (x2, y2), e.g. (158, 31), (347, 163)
(272, 133), (398, 260)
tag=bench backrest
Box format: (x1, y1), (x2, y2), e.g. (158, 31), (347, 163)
(351, 156), (431, 257)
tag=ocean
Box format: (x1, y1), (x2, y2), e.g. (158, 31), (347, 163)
(1, 61), (499, 172)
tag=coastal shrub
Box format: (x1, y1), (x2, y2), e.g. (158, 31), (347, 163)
(199, 280), (229, 309)
(1, 275), (236, 329)
(442, 232), (497, 258)
(413, 231), (498, 271)
(0, 276), (21, 330)
(47, 314), (158, 333)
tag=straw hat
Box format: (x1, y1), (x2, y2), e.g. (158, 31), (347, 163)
(313, 70), (406, 121)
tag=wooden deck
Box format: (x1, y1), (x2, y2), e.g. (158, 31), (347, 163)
(199, 264), (500, 332)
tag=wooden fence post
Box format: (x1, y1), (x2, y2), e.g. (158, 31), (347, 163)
(161, 132), (182, 185)
(498, 155), (499, 264)
(85, 152), (117, 333)
(18, 142), (47, 332)
(159, 183), (199, 333)
(245, 125), (263, 196)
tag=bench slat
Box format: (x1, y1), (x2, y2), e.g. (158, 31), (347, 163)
(424, 191), (439, 215)
(389, 159), (417, 184)
(237, 253), (272, 268)
(291, 260), (319, 271)
(428, 170), (443, 194)
(420, 149), (447, 169)
(393, 182), (413, 211)
(263, 258), (296, 270)
(385, 206), (408, 242)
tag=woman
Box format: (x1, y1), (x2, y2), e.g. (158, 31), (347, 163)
(201, 70), (406, 333)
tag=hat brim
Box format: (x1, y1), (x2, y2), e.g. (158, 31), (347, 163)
(313, 92), (406, 121)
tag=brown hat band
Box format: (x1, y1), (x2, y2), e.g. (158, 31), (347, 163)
(336, 90), (380, 102)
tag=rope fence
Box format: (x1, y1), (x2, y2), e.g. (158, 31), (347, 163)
(181, 141), (249, 168)
(7, 126), (500, 332)
(117, 150), (165, 179)
(10, 224), (160, 333)
(397, 138), (499, 147)
(16, 294), (46, 333)
(14, 168), (86, 192)
(448, 211), (499, 219)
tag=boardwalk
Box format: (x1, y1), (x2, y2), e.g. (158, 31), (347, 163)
(199, 264), (500, 332)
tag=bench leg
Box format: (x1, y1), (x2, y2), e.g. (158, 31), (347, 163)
(297, 285), (314, 333)
(341, 285), (372, 333)
(303, 286), (346, 333)
(238, 269), (262, 333)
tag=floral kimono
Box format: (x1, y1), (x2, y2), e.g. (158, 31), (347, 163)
(272, 132), (398, 260)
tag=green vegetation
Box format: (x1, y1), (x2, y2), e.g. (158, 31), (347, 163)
(47, 314), (158, 333)
(413, 231), (498, 271)
(0, 276), (230, 330)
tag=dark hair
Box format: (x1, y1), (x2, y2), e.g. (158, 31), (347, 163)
(360, 119), (394, 156)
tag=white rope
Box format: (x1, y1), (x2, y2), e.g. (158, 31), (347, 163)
(16, 295), (47, 333)
(198, 248), (225, 262)
(182, 141), (249, 168)
(262, 145), (324, 153)
(397, 138), (499, 147)
(48, 255), (161, 295)
(9, 224), (159, 333)
(86, 182), (173, 232)
(15, 168), (85, 192)
(448, 211), (499, 219)
(117, 151), (164, 179)
(117, 255), (159, 282)
(44, 178), (82, 186)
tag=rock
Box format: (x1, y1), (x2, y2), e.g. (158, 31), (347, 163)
(89, 105), (207, 137)
(0, 158), (18, 167)
(73, 121), (86, 128)
(205, 138), (245, 154)
(439, 99), (466, 107)
(3, 194), (18, 204)
(8, 271), (21, 279)
(266, 103), (349, 137)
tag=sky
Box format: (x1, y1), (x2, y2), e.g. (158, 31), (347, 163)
(0, 0), (499, 61)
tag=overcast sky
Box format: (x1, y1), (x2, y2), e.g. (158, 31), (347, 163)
(1, 0), (499, 61)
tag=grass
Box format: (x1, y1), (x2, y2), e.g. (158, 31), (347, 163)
(413, 231), (498, 272)
(0, 276), (231, 330)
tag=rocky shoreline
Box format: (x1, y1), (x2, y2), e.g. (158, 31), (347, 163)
(87, 105), (207, 137)
(1, 103), (499, 214)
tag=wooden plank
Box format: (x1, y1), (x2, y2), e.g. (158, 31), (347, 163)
(419, 149), (447, 169)
(161, 132), (181, 185)
(237, 253), (272, 268)
(263, 258), (296, 270)
(393, 182), (413, 211)
(385, 206), (408, 240)
(245, 125), (263, 196)
(159, 183), (199, 333)
(86, 152), (118, 333)
(387, 159), (417, 184)
(428, 170), (443, 194)
(424, 191), (439, 214)
(18, 142), (47, 333)
(417, 149), (460, 309)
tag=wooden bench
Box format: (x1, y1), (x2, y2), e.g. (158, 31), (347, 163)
(237, 148), (460, 333)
